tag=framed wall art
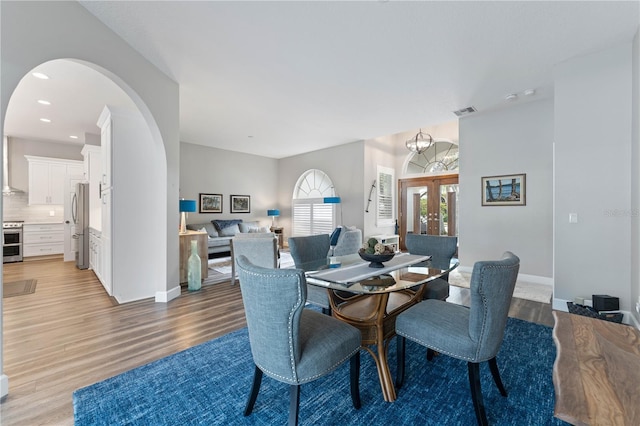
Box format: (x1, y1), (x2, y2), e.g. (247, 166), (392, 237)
(230, 194), (251, 213)
(481, 174), (526, 206)
(199, 193), (223, 213)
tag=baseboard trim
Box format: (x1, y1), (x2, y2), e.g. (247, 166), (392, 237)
(1, 374), (8, 398)
(155, 285), (181, 303)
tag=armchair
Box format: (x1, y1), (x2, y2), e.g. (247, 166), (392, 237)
(395, 251), (520, 426)
(329, 227), (363, 257)
(236, 256), (362, 426)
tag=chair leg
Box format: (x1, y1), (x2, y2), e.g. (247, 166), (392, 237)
(244, 366), (263, 416)
(426, 348), (435, 361)
(350, 351), (361, 409)
(289, 384), (300, 426)
(467, 362), (488, 426)
(395, 335), (406, 389)
(488, 357), (508, 397)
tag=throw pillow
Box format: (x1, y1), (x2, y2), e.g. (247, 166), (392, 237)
(239, 221), (260, 233)
(212, 219), (242, 232)
(329, 227), (342, 246)
(219, 224), (240, 237)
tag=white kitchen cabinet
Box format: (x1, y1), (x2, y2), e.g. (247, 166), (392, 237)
(97, 109), (112, 190)
(89, 227), (103, 284)
(81, 145), (102, 230)
(96, 105), (157, 302)
(25, 156), (84, 205)
(23, 223), (64, 257)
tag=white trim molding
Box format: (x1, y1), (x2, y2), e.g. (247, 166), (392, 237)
(155, 285), (181, 303)
(1, 374), (8, 398)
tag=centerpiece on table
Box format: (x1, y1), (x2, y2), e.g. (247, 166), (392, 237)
(358, 238), (395, 268)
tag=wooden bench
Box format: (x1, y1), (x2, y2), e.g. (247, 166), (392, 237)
(552, 310), (640, 425)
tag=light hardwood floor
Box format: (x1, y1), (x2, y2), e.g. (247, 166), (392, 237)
(0, 256), (553, 425)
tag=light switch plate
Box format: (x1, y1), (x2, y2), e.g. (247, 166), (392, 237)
(569, 213), (578, 223)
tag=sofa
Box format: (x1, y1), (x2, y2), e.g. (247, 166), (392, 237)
(186, 219), (270, 257)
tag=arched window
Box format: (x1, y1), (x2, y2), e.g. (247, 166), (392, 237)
(292, 169), (337, 236)
(406, 140), (459, 174)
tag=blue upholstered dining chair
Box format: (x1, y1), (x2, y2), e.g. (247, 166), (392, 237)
(405, 233), (458, 301)
(287, 234), (332, 314)
(395, 252), (520, 426)
(230, 232), (278, 286)
(236, 256), (362, 426)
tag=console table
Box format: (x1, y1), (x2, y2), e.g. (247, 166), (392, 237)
(368, 234), (399, 252)
(179, 231), (208, 283)
(552, 311), (640, 425)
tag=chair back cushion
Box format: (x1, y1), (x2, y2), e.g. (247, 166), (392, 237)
(288, 234), (330, 270)
(231, 236), (278, 269)
(468, 251), (520, 359)
(405, 233), (457, 269)
(236, 256), (306, 381)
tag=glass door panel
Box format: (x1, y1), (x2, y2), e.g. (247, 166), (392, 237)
(398, 175), (458, 250)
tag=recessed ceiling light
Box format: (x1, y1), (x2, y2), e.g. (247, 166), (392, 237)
(32, 72), (50, 80)
(69, 135), (78, 139)
(523, 89), (536, 96)
(39, 118), (51, 123)
(37, 99), (51, 105)
(505, 93), (518, 102)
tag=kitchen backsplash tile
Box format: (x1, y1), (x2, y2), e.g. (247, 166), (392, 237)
(3, 193), (64, 222)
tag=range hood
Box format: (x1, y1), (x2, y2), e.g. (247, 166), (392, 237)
(3, 136), (24, 196)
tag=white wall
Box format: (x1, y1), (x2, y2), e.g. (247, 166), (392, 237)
(1, 1), (179, 398)
(554, 43), (633, 311)
(632, 28), (640, 325)
(278, 141), (365, 242)
(363, 137), (398, 239)
(180, 143), (278, 227)
(458, 99), (554, 278)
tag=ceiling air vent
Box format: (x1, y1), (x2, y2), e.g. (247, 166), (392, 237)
(453, 106), (477, 117)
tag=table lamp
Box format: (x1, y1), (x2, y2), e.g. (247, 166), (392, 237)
(179, 199), (197, 233)
(267, 209), (280, 227)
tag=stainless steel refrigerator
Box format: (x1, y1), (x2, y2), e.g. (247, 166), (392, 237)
(72, 182), (90, 269)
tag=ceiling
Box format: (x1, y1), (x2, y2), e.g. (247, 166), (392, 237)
(4, 1), (639, 159)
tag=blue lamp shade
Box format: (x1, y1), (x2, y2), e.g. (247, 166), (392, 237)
(267, 209), (280, 217)
(179, 199), (197, 213)
(323, 196), (341, 204)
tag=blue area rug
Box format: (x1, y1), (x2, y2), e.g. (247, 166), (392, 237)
(73, 317), (567, 425)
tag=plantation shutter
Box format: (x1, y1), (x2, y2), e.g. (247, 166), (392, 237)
(292, 199), (334, 236)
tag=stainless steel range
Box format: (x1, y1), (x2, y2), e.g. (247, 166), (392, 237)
(3, 220), (23, 263)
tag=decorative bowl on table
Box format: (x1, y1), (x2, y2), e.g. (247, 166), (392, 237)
(358, 249), (395, 268)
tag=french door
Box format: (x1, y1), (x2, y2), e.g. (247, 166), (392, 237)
(398, 174), (459, 251)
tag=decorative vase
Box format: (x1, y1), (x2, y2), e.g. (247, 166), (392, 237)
(187, 239), (201, 291)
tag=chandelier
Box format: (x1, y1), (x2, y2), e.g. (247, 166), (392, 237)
(405, 129), (433, 154)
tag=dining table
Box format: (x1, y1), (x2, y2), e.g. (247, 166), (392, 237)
(305, 252), (459, 402)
